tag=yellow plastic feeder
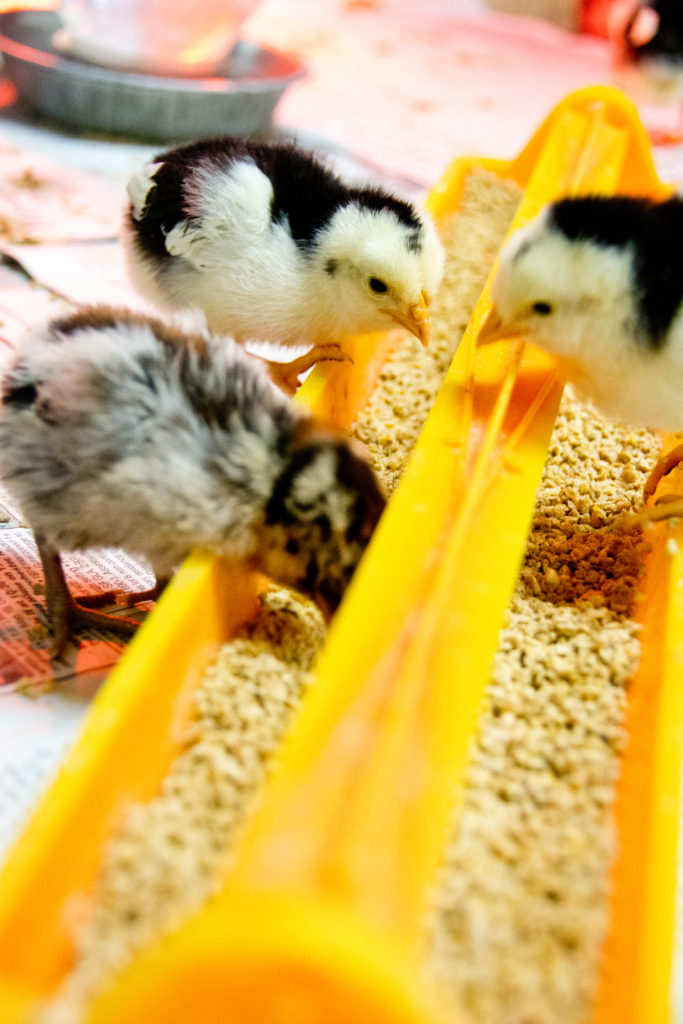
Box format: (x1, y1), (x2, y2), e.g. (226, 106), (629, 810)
(0, 86), (681, 1024)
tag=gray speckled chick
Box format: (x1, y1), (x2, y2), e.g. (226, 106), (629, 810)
(0, 306), (386, 656)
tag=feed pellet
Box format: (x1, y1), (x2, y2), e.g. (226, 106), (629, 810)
(41, 168), (658, 1024)
(40, 586), (326, 1024)
(426, 389), (659, 1024)
(352, 170), (522, 493)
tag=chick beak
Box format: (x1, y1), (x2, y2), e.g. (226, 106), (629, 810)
(388, 291), (430, 347)
(477, 304), (521, 345)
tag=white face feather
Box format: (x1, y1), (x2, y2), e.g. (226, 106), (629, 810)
(312, 204), (444, 338)
(318, 203), (443, 297)
(492, 210), (639, 365)
(288, 447), (352, 533)
(126, 162), (159, 221)
(490, 209), (683, 430)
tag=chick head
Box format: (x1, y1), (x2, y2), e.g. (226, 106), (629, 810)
(258, 426), (386, 621)
(313, 203), (444, 347)
(482, 204), (638, 370)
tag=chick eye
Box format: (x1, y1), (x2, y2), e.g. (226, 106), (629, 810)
(532, 301), (553, 315)
(368, 277), (388, 294)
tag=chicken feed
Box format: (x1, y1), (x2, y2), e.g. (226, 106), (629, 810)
(41, 168), (658, 1024)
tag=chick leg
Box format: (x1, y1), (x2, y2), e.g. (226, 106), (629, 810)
(36, 537), (141, 658)
(266, 344), (353, 394)
(619, 497), (683, 531)
(643, 442), (683, 501)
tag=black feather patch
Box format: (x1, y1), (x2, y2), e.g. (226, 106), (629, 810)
(128, 136), (423, 260)
(550, 195), (648, 248)
(128, 159), (189, 262)
(265, 443), (320, 526)
(345, 185), (422, 234)
(624, 0), (683, 62)
(405, 229), (422, 254)
(550, 194), (683, 349)
(335, 444), (386, 544)
(253, 142), (422, 250)
(314, 573), (344, 614)
(2, 381), (38, 408)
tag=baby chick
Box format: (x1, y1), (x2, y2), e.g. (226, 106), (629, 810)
(0, 306), (386, 656)
(122, 137), (444, 391)
(479, 194), (683, 515)
(611, 0), (683, 130)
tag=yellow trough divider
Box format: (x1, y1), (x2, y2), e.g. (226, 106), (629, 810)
(0, 86), (680, 1023)
(0, 554), (264, 1001)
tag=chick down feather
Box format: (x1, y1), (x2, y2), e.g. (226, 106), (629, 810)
(0, 306), (386, 649)
(122, 137), (444, 372)
(483, 193), (683, 432)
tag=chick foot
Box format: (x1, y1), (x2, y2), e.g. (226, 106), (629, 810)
(266, 344), (353, 394)
(643, 442), (683, 501)
(618, 496), (683, 531)
(36, 538), (142, 658)
(75, 579), (168, 609)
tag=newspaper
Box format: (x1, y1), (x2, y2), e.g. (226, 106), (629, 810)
(0, 453), (155, 853)
(0, 141), (163, 856)
(0, 262), (156, 857)
(0, 479), (155, 689)
(0, 137), (122, 245)
(0, 148), (154, 657)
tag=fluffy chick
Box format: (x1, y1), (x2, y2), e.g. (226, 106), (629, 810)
(0, 306), (386, 656)
(611, 0), (683, 120)
(123, 137), (444, 391)
(480, 194), (683, 514)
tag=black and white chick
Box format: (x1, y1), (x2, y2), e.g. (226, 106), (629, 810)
(479, 193), (683, 517)
(122, 137), (444, 392)
(0, 306), (386, 656)
(610, 0), (683, 141)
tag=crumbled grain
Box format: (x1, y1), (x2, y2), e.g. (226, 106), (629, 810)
(40, 586), (325, 1024)
(40, 168), (525, 1023)
(351, 169), (522, 492)
(426, 388), (659, 1024)
(42, 169), (658, 1024)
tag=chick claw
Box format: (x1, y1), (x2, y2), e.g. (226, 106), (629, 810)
(53, 600), (140, 660)
(36, 539), (141, 659)
(618, 496), (683, 532)
(643, 443), (683, 502)
(75, 580), (167, 609)
(267, 344), (353, 395)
